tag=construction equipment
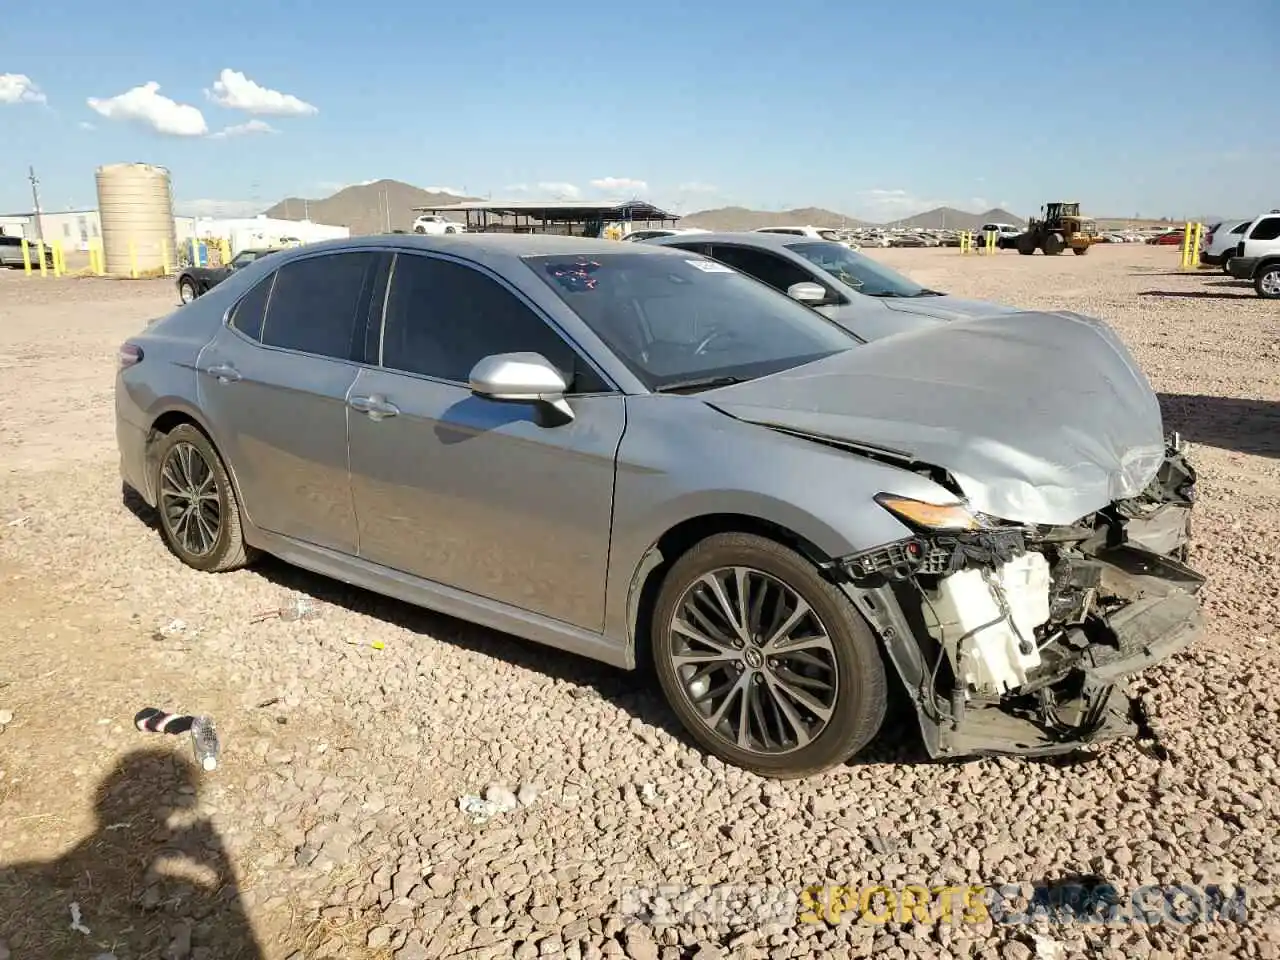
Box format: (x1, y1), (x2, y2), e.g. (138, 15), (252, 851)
(1016, 202), (1100, 256)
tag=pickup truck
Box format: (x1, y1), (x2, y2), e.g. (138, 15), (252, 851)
(1225, 211), (1280, 299)
(0, 234), (55, 270)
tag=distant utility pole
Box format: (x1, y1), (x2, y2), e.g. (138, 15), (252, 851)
(28, 165), (43, 241)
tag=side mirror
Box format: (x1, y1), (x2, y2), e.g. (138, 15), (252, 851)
(468, 352), (573, 422)
(787, 281), (829, 304)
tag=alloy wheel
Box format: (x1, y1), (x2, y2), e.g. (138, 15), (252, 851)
(159, 441), (222, 557)
(1260, 269), (1280, 297)
(667, 566), (838, 755)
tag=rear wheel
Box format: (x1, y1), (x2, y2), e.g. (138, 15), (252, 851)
(1043, 233), (1065, 256)
(1256, 264), (1280, 299)
(1072, 244), (1089, 255)
(178, 278), (197, 303)
(153, 424), (251, 573)
(1017, 234), (1038, 255)
(651, 533), (887, 778)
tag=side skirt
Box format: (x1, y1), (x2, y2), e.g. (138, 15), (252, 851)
(246, 527), (631, 670)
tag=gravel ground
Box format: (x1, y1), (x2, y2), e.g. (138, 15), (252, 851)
(0, 245), (1278, 960)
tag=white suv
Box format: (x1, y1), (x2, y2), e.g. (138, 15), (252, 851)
(412, 215), (466, 235)
(1200, 218), (1252, 271)
(1225, 211), (1280, 298)
(979, 223), (1023, 249)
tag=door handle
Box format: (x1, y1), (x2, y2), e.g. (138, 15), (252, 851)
(204, 363), (241, 383)
(349, 394), (399, 420)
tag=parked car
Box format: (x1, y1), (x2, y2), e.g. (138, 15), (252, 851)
(1225, 211), (1280, 298)
(753, 225), (844, 241)
(1147, 231), (1184, 246)
(622, 227), (710, 242)
(412, 215), (466, 235)
(175, 247), (284, 303)
(979, 223), (1024, 249)
(116, 234), (1202, 777)
(1201, 218), (1254, 271)
(646, 231), (1021, 341)
(0, 233), (55, 270)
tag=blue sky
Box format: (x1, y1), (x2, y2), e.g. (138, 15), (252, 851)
(2, 0), (1276, 223)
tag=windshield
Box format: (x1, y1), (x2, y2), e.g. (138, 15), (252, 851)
(784, 240), (926, 297)
(524, 252), (860, 391)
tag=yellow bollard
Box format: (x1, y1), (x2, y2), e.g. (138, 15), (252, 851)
(20, 238), (31, 275)
(219, 237), (231, 264)
(161, 237), (171, 276)
(36, 240), (47, 277)
(129, 239), (138, 279)
(51, 240), (63, 277)
(985, 230), (996, 255)
(959, 231), (970, 254)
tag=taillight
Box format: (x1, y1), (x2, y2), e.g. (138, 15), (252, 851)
(118, 343), (144, 369)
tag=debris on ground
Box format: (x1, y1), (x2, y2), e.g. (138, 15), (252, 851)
(1033, 935), (1067, 960)
(4, 516), (29, 528)
(151, 617), (187, 641)
(250, 597), (326, 624)
(0, 709), (12, 729)
(458, 795), (502, 824)
(133, 707), (221, 771)
(517, 783), (540, 807)
(68, 902), (90, 935)
(483, 783), (519, 812)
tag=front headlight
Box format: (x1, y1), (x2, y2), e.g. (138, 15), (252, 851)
(875, 494), (981, 531)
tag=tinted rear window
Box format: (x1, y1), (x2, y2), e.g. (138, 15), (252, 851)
(229, 274), (275, 341)
(260, 252), (377, 360)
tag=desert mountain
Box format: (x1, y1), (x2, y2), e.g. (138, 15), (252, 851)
(680, 206), (871, 231)
(263, 179), (474, 235)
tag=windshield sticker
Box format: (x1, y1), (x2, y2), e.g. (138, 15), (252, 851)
(686, 259), (734, 274)
(545, 259), (601, 292)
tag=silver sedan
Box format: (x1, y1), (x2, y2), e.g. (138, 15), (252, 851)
(116, 234), (1203, 777)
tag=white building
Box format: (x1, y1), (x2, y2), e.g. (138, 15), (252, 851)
(191, 215), (349, 256)
(0, 209), (346, 257)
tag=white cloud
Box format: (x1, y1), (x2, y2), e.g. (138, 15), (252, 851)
(589, 176), (649, 194)
(0, 73), (47, 104)
(87, 82), (207, 137)
(424, 185), (463, 195)
(78, 120), (95, 131)
(175, 199), (265, 218)
(209, 119), (278, 139)
(536, 181), (581, 198)
(206, 68), (317, 116)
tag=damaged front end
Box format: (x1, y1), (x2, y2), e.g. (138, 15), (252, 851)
(830, 436), (1203, 759)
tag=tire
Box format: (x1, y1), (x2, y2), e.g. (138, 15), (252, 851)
(1042, 233), (1065, 256)
(153, 424), (252, 573)
(1072, 245), (1088, 255)
(1017, 234), (1038, 255)
(650, 532), (888, 778)
(1256, 264), (1280, 299)
(414, 226), (427, 234)
(178, 278), (197, 304)
(1223, 262), (1234, 276)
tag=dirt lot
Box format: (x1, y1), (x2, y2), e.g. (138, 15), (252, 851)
(0, 245), (1277, 959)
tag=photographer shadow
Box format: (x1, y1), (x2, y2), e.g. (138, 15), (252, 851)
(0, 747), (263, 958)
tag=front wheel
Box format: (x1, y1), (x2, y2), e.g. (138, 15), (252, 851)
(1072, 245), (1089, 255)
(651, 533), (888, 778)
(153, 424), (252, 572)
(1256, 264), (1280, 299)
(178, 278), (197, 303)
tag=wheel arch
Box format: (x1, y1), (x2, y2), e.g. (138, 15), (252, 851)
(141, 406), (246, 517)
(624, 512), (834, 672)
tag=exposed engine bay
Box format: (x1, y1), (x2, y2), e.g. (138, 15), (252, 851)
(834, 436), (1202, 758)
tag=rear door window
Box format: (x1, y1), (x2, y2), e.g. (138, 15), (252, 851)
(228, 274), (275, 342)
(1248, 217), (1280, 241)
(260, 252), (379, 360)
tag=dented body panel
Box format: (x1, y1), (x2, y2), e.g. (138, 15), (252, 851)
(704, 310), (1166, 525)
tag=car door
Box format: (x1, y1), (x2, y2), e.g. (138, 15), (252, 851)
(196, 249), (385, 554)
(346, 250), (625, 632)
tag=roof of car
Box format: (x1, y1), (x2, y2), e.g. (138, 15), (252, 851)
(646, 231), (830, 250)
(277, 232), (690, 260)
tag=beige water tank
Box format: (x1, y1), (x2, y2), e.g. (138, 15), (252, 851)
(95, 163), (177, 277)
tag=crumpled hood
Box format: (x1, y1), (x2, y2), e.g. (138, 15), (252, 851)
(880, 294), (1024, 323)
(704, 310), (1167, 525)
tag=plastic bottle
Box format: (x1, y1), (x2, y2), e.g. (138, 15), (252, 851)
(190, 715), (220, 771)
(277, 598), (324, 622)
